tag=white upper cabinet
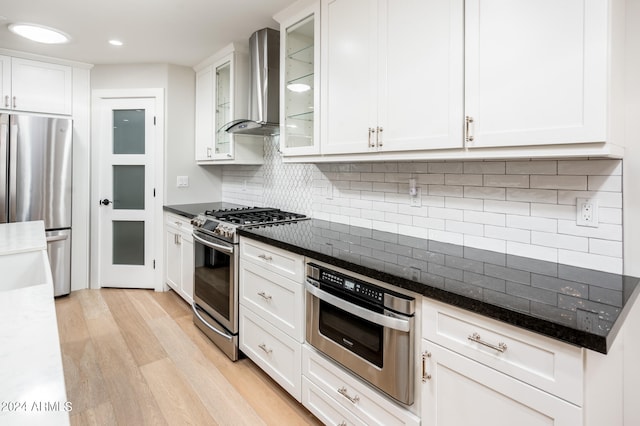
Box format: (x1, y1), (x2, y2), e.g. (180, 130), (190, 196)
(276, 1), (321, 156)
(464, 0), (607, 148)
(1, 56), (72, 115)
(320, 0), (463, 155)
(194, 44), (263, 165)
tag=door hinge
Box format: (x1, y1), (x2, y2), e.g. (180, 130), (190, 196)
(153, 259), (156, 269)
(154, 116), (156, 125)
(153, 188), (156, 197)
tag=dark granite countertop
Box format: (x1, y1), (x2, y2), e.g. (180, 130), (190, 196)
(238, 219), (640, 354)
(163, 202), (247, 219)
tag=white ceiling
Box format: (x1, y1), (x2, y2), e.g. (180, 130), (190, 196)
(0, 0), (293, 67)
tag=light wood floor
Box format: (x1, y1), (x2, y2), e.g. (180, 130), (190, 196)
(54, 288), (323, 426)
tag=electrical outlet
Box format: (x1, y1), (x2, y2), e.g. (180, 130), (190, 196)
(410, 187), (422, 207)
(576, 198), (599, 227)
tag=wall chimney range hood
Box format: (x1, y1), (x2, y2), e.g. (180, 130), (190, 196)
(224, 28), (280, 136)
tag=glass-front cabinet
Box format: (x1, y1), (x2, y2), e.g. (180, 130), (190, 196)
(194, 43), (263, 165)
(276, 1), (320, 156)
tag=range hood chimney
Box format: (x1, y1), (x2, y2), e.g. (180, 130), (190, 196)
(224, 28), (280, 136)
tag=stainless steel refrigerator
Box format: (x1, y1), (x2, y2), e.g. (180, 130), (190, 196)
(1, 113), (72, 296)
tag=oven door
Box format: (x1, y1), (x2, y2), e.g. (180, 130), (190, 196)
(192, 230), (238, 336)
(305, 280), (414, 405)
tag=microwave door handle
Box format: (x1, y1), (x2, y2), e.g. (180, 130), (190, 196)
(305, 280), (411, 332)
(192, 233), (234, 254)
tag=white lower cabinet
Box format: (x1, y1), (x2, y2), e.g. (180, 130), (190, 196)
(421, 340), (581, 426)
(239, 305), (302, 400)
(302, 345), (420, 426)
(164, 212), (194, 304)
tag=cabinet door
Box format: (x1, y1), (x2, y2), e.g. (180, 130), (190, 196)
(165, 225), (181, 291)
(0, 56), (10, 109)
(11, 58), (72, 115)
(212, 56), (234, 160)
(195, 65), (214, 161)
(465, 0), (607, 148)
(180, 234), (194, 304)
(421, 340), (582, 426)
(378, 0), (464, 152)
(321, 0), (378, 154)
(280, 4), (321, 156)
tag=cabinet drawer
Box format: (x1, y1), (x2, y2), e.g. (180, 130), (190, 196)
(239, 260), (304, 341)
(302, 346), (420, 426)
(240, 238), (304, 282)
(422, 299), (583, 405)
(165, 213), (193, 233)
(302, 377), (367, 426)
(239, 306), (301, 401)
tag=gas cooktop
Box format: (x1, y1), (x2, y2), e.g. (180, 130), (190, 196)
(191, 206), (308, 243)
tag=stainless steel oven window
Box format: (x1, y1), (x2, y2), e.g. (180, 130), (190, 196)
(193, 232), (237, 332)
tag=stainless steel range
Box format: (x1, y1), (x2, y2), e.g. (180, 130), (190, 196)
(190, 206), (307, 360)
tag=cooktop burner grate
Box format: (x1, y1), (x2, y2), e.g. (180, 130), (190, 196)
(203, 207), (307, 225)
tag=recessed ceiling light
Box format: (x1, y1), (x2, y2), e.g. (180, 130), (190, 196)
(109, 39), (123, 46)
(8, 23), (70, 44)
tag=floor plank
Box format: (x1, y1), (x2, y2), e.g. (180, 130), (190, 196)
(55, 288), (320, 425)
(140, 358), (218, 426)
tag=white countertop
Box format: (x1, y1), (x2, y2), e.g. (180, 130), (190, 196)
(0, 221), (47, 255)
(0, 221), (69, 426)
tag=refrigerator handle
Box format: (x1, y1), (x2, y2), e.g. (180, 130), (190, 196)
(0, 115), (7, 223)
(8, 116), (17, 223)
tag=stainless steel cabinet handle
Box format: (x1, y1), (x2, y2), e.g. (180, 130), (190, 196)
(465, 116), (475, 143)
(258, 343), (272, 355)
(377, 126), (383, 147)
(368, 127), (375, 147)
(207, 147), (212, 158)
(257, 291), (272, 302)
(12, 96), (16, 109)
(4, 95), (8, 108)
(422, 351), (432, 381)
(175, 221), (181, 226)
(337, 387), (359, 404)
(468, 332), (507, 353)
(338, 422), (347, 426)
(258, 253), (273, 261)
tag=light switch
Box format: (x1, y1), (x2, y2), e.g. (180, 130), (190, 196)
(177, 176), (189, 188)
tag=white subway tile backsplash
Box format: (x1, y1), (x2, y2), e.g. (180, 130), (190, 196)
(464, 235), (507, 253)
(588, 175), (622, 192)
(463, 210), (506, 227)
(428, 162), (464, 174)
(558, 160), (622, 175)
(485, 225), (531, 243)
(530, 203), (576, 220)
(557, 190), (622, 207)
(429, 185), (464, 197)
(464, 186), (506, 200)
(506, 160), (557, 175)
(589, 239), (623, 257)
(445, 174), (483, 186)
(446, 220), (484, 236)
(557, 220), (623, 241)
(484, 200), (530, 216)
(222, 147), (623, 274)
(464, 161), (506, 174)
(507, 242), (558, 262)
(507, 188), (558, 204)
(530, 175), (587, 190)
(558, 250), (622, 274)
(445, 197), (484, 211)
(484, 174), (530, 188)
(506, 215), (558, 233)
(531, 231), (589, 252)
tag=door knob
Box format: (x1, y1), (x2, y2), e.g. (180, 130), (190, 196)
(100, 198), (112, 206)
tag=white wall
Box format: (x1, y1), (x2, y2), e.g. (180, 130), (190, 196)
(91, 64), (222, 205)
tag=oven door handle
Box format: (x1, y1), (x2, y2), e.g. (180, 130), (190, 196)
(193, 233), (234, 254)
(192, 303), (233, 341)
(305, 281), (412, 332)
